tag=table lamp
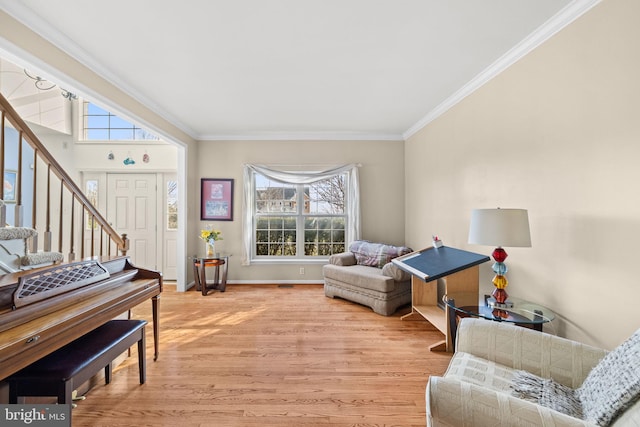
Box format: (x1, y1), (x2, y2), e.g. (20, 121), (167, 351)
(468, 208), (531, 307)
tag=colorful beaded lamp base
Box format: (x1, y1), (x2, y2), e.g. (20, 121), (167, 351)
(489, 247), (513, 308)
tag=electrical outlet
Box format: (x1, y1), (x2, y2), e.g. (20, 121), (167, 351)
(299, 267), (305, 275)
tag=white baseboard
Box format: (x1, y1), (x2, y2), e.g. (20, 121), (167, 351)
(182, 279), (323, 292)
(227, 280), (323, 285)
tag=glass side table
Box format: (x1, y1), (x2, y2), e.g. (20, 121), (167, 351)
(443, 292), (555, 350)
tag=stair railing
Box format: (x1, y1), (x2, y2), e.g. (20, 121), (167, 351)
(0, 91), (129, 261)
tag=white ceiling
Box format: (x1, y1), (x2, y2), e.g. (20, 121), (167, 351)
(0, 1), (597, 141)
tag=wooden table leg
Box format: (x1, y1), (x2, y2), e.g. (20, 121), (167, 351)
(201, 261), (209, 296)
(152, 294), (160, 361)
(219, 259), (228, 292)
(193, 261), (201, 291)
(213, 264), (220, 290)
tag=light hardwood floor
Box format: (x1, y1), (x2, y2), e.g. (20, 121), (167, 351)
(72, 284), (452, 427)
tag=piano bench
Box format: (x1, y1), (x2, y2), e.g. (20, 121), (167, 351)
(7, 319), (147, 405)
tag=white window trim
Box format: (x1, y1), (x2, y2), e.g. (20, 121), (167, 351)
(242, 163), (361, 265)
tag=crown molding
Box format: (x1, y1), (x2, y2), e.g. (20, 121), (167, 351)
(403, 0), (602, 141)
(198, 131), (404, 142)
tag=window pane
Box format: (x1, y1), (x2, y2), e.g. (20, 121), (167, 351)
(303, 215), (345, 256)
(86, 115), (109, 128)
(109, 115), (132, 129)
(86, 129), (109, 140)
(86, 102), (108, 115)
(270, 243), (285, 255)
(256, 243), (269, 256)
(256, 229), (269, 243)
(304, 243), (316, 256)
(85, 180), (98, 230)
(318, 243), (332, 256)
(256, 217), (269, 229)
(332, 229), (345, 242)
(308, 174), (346, 214)
(256, 175), (297, 213)
(304, 229), (318, 243)
(134, 128), (158, 140)
(167, 180), (177, 230)
(110, 129), (135, 140)
(256, 201), (268, 212)
(283, 242), (296, 256)
(283, 229), (295, 242)
(268, 217), (283, 230)
(268, 230), (283, 242)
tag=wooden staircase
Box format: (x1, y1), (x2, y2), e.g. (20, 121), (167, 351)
(0, 90), (128, 274)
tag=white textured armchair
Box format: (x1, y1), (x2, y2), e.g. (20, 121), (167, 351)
(426, 318), (640, 426)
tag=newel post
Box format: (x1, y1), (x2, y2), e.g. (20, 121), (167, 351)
(121, 233), (129, 256)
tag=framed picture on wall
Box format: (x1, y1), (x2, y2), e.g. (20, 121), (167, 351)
(3, 170), (17, 203)
(201, 178), (234, 221)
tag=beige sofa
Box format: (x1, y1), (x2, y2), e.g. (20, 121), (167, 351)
(427, 318), (640, 426)
(322, 240), (412, 316)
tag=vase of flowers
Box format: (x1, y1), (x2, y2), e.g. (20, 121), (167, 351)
(200, 228), (223, 256)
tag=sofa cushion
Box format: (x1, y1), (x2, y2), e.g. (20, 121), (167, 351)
(577, 328), (640, 426)
(348, 240), (412, 268)
(322, 264), (396, 293)
(444, 351), (517, 393)
(381, 262), (411, 282)
(328, 252), (357, 266)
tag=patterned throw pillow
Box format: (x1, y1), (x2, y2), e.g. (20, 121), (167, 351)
(577, 328), (640, 426)
(348, 240), (412, 269)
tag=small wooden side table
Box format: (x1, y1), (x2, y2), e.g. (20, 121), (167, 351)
(193, 254), (230, 296)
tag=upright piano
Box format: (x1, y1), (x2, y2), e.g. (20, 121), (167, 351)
(0, 256), (162, 381)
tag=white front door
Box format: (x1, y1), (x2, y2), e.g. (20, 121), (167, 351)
(107, 173), (157, 270)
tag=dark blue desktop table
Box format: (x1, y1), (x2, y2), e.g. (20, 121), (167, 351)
(392, 246), (489, 352)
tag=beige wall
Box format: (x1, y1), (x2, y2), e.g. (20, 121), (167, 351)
(193, 139), (406, 283)
(405, 0), (639, 350)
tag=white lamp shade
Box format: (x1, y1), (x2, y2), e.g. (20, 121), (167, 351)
(468, 208), (531, 248)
